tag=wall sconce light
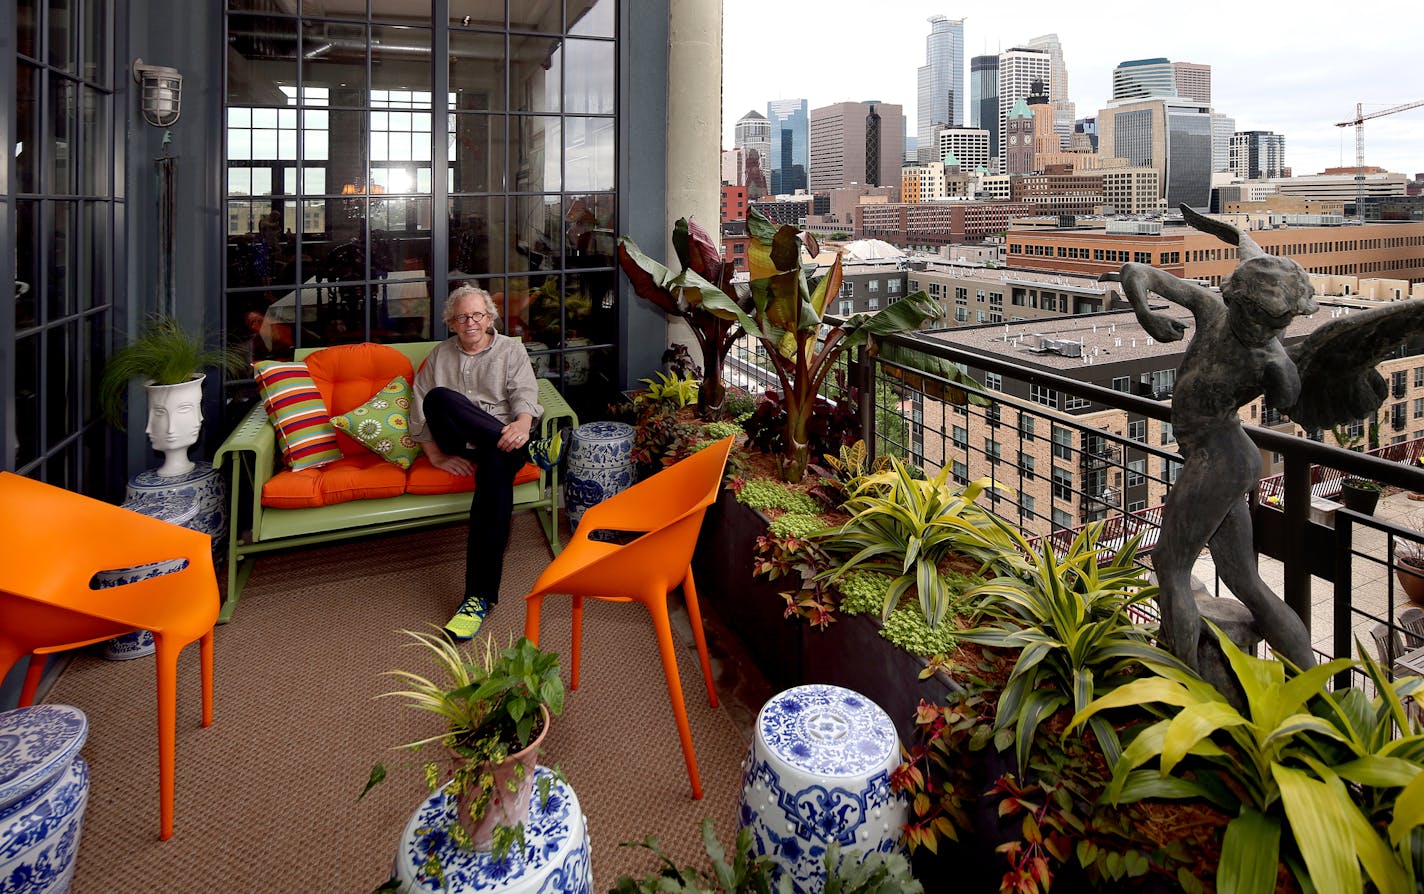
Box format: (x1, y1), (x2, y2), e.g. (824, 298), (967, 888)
(132, 58), (183, 127)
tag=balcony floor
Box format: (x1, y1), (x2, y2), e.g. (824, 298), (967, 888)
(42, 512), (771, 891)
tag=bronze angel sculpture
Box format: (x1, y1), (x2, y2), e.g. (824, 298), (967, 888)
(1102, 205), (1424, 676)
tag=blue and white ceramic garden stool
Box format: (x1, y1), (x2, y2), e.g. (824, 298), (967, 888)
(392, 767), (591, 894)
(563, 421), (635, 531)
(738, 684), (909, 894)
(0, 705), (91, 894)
(97, 462), (227, 661)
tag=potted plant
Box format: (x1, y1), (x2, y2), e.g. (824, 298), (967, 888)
(99, 315), (246, 476)
(363, 630), (565, 868)
(1340, 476), (1383, 515)
(1395, 516), (1424, 605)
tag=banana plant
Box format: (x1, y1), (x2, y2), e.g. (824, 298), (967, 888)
(696, 207), (983, 482)
(617, 216), (752, 418)
(1069, 624), (1424, 894)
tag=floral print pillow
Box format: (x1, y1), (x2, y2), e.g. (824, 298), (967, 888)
(331, 376), (422, 470)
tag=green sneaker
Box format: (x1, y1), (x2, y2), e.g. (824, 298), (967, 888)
(443, 596), (489, 641)
(528, 427), (571, 471)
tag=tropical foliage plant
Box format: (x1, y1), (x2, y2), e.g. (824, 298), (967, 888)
(1069, 625), (1424, 894)
(617, 215), (753, 418)
(816, 459), (1013, 630)
(960, 522), (1180, 775)
(363, 631), (565, 868)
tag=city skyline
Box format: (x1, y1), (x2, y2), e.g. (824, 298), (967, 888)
(723, 0), (1422, 179)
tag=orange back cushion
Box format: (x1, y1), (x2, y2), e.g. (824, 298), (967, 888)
(306, 343), (416, 458)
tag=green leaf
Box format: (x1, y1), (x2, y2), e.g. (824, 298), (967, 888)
(1161, 702), (1246, 776)
(1389, 772), (1424, 846)
(359, 763), (387, 800)
(1273, 764), (1364, 894)
(1217, 807), (1281, 894)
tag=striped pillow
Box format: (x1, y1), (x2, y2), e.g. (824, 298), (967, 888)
(252, 360), (344, 470)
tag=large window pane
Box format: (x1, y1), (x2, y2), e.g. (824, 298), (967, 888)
(324, 108), (370, 195)
(564, 193), (615, 267)
(15, 201), (38, 329)
(371, 26), (432, 102)
(449, 113), (506, 192)
(15, 336), (40, 467)
(302, 21), (367, 105)
(511, 1), (561, 33)
(227, 14), (299, 106)
(564, 116), (613, 192)
(513, 116), (560, 192)
(449, 195), (506, 277)
(564, 38), (612, 114)
(510, 34), (559, 113)
(47, 201), (74, 320)
(16, 63), (38, 192)
(450, 30), (505, 111)
(567, 0), (613, 38)
(511, 195), (560, 273)
(48, 0), (72, 73)
(18, 0), (38, 58)
(80, 0), (107, 85)
(50, 77), (76, 194)
(46, 323), (76, 442)
(80, 85), (111, 195)
(79, 201), (110, 311)
(512, 272), (563, 345)
(567, 269), (617, 346)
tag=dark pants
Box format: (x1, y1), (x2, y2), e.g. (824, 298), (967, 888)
(422, 387), (528, 605)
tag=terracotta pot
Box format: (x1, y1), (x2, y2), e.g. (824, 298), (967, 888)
(452, 705), (549, 850)
(1398, 559), (1424, 605)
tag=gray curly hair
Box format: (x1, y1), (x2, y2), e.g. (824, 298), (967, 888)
(443, 284), (500, 329)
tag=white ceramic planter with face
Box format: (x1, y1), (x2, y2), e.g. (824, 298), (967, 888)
(145, 374), (204, 477)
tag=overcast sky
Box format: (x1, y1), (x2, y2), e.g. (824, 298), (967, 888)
(722, 0), (1423, 178)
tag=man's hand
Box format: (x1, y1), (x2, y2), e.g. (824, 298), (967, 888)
(497, 414), (534, 452)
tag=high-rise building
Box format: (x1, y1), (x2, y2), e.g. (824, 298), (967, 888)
(916, 15), (966, 162)
(970, 55), (1001, 165)
(1112, 58), (1177, 100)
(809, 101), (906, 195)
(1210, 113), (1236, 173)
(1097, 97), (1213, 208)
(1230, 130), (1287, 180)
(936, 128), (991, 175)
(766, 99), (809, 194)
(1173, 62), (1211, 105)
(1026, 33), (1075, 150)
(998, 47), (1052, 170)
(721, 148), (743, 186)
(735, 110), (772, 199)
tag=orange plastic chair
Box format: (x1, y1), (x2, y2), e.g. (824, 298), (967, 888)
(0, 471), (219, 840)
(523, 436), (735, 799)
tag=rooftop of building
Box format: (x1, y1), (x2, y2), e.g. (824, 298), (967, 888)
(926, 300), (1376, 371)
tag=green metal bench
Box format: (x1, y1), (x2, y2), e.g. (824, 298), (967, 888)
(212, 341), (577, 623)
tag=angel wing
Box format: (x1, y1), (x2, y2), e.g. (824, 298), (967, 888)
(1283, 301), (1424, 430)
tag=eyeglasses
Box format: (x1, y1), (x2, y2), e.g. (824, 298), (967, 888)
(451, 312), (489, 324)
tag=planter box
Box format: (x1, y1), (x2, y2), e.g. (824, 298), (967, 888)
(692, 489), (804, 690)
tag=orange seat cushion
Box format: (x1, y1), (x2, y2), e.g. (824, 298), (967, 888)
(405, 456), (540, 496)
(262, 454), (407, 509)
(305, 343), (416, 459)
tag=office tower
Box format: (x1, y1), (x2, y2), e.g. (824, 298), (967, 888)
(735, 110), (772, 198)
(936, 128), (991, 174)
(809, 101), (906, 194)
(1112, 58), (1177, 100)
(766, 98), (809, 194)
(1098, 97), (1213, 208)
(970, 55), (1000, 164)
(1026, 33), (1076, 149)
(1173, 62), (1211, 105)
(1210, 112), (1236, 173)
(1075, 116), (1098, 152)
(997, 47), (1052, 169)
(1005, 99), (1035, 175)
(1230, 130), (1287, 180)
(916, 15), (965, 162)
(721, 148), (743, 186)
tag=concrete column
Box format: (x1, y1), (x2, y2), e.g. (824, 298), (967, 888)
(663, 0), (722, 359)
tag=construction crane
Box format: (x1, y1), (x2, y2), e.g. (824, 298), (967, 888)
(1333, 100), (1424, 219)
